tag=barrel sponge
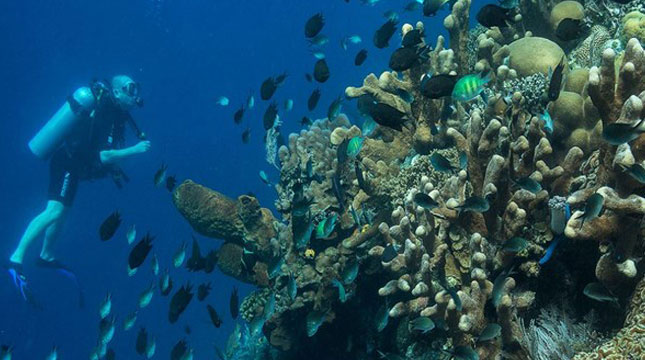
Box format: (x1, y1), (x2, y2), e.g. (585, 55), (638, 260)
(549, 1), (584, 32)
(508, 37), (566, 77)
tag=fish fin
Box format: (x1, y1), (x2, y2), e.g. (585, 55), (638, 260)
(480, 70), (492, 84)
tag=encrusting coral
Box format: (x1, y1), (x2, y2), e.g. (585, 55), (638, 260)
(170, 1), (645, 359)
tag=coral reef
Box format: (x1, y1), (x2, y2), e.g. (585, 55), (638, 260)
(172, 2), (645, 359)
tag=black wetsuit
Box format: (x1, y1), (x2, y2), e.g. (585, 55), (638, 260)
(48, 94), (128, 207)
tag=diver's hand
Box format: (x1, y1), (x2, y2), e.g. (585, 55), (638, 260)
(133, 140), (151, 154)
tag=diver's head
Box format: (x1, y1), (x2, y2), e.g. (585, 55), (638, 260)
(111, 75), (143, 110)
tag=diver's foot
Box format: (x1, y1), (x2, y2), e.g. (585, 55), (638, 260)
(35, 257), (71, 271)
(5, 262), (35, 305)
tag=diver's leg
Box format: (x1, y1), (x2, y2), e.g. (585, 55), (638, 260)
(39, 209), (68, 262)
(9, 201), (65, 265)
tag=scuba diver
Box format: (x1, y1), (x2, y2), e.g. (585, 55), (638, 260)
(6, 75), (150, 306)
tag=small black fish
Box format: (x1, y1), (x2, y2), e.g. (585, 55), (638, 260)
(170, 339), (189, 360)
(355, 161), (370, 194)
(382, 244), (399, 262)
(389, 47), (423, 71)
(207, 304), (222, 328)
(548, 56), (565, 102)
(359, 95), (408, 131)
(263, 102), (279, 130)
(105, 349), (115, 360)
(301, 116), (313, 127)
(332, 172), (345, 211)
(308, 88), (321, 111)
(476, 4), (513, 28)
(233, 106), (245, 124)
(186, 236), (206, 272)
(374, 19), (398, 49)
(275, 73), (288, 86)
(602, 119), (645, 145)
(128, 233), (154, 270)
(230, 287), (239, 319)
(314, 59), (330, 83)
(555, 18), (583, 41)
(423, 0), (450, 16)
(99, 211), (121, 241)
(160, 271), (173, 296)
(166, 176), (177, 192)
(136, 327), (148, 355)
(305, 13), (325, 38)
(197, 282), (212, 302)
(305, 73), (313, 82)
(169, 283), (194, 324)
(355, 49), (368, 66)
(154, 163), (167, 186)
(583, 282), (620, 307)
(402, 29), (424, 48)
(327, 96), (343, 121)
(420, 73), (458, 99)
(242, 127), (251, 144)
(260, 74), (285, 101)
(204, 249), (218, 274)
(414, 193), (439, 210)
(337, 138), (349, 165)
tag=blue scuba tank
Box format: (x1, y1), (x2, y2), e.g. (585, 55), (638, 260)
(28, 86), (97, 159)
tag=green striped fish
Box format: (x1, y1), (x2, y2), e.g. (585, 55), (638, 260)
(452, 72), (491, 102)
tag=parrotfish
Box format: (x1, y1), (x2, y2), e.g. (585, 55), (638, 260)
(414, 193), (439, 210)
(583, 282), (620, 307)
(347, 136), (364, 158)
(306, 310), (327, 337)
(316, 213), (338, 239)
(619, 162), (645, 183)
(331, 279), (347, 303)
(341, 260), (359, 284)
(513, 177), (542, 194)
(452, 73), (491, 102)
(502, 237), (528, 253)
(456, 196), (490, 213)
(541, 109), (554, 135)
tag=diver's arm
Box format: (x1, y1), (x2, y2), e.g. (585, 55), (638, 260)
(100, 140), (151, 165)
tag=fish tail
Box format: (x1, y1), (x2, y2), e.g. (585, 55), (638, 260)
(480, 70), (492, 84)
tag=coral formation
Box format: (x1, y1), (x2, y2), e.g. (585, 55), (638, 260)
(171, 1), (645, 359)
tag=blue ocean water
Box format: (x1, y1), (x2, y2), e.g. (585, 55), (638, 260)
(0, 0), (490, 358)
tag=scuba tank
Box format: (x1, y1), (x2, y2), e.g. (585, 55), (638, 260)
(29, 86), (97, 159)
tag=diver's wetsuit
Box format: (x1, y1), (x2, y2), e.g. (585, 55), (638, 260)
(47, 91), (128, 207)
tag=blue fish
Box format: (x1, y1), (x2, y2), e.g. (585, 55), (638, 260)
(541, 110), (553, 135)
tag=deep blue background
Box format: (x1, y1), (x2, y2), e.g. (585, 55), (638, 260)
(0, 0), (489, 358)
